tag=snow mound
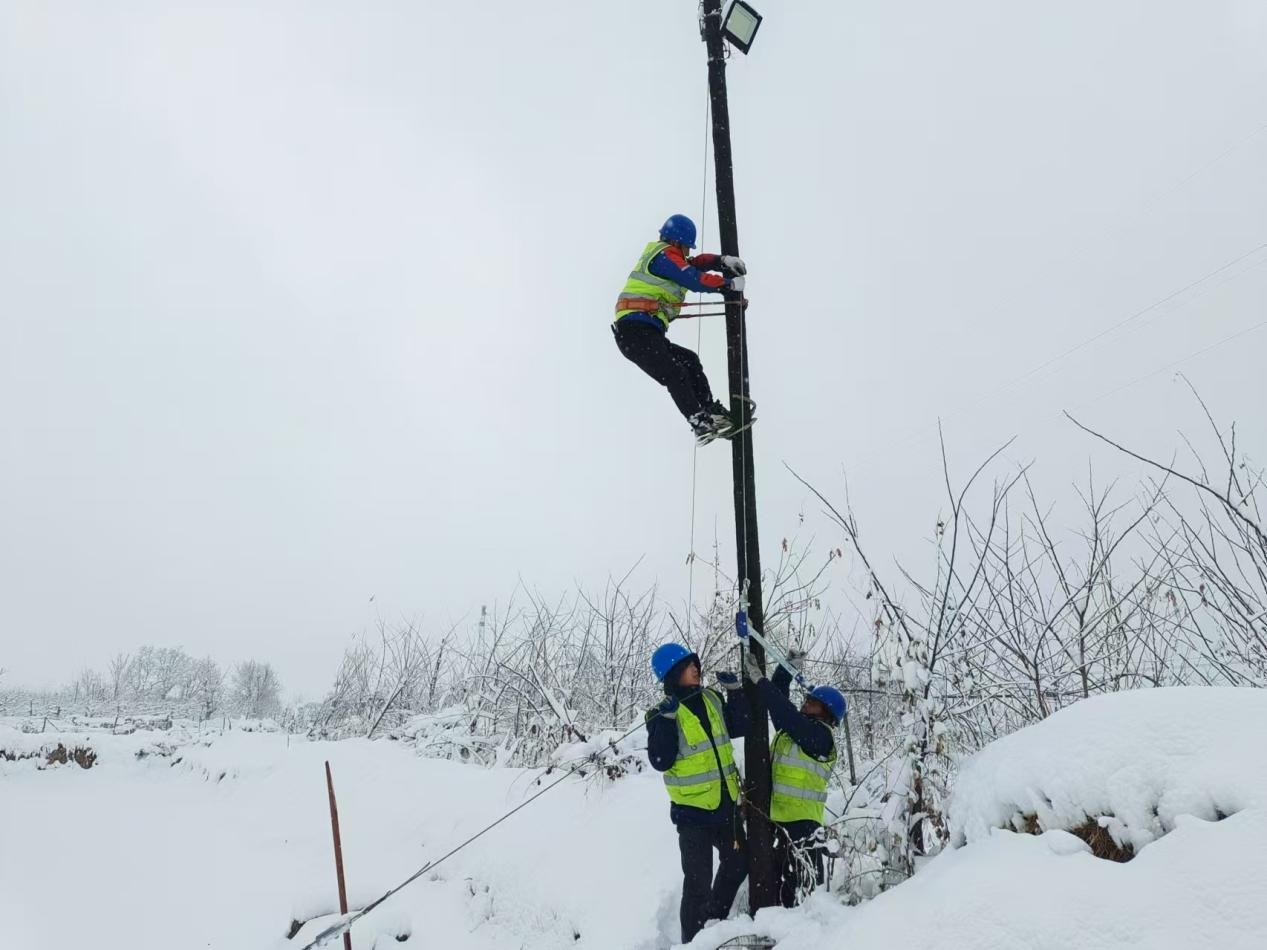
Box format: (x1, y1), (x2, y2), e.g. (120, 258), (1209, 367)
(692, 686), (1267, 950)
(948, 687), (1267, 852)
(737, 808), (1267, 950)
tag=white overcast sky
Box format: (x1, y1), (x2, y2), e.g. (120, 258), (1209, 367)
(3, 1), (1265, 696)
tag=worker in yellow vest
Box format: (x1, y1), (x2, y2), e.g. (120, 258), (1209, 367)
(644, 642), (751, 943)
(613, 214), (747, 445)
(738, 615), (846, 906)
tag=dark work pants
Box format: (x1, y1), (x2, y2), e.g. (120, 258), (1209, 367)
(612, 319), (715, 421)
(773, 819), (825, 908)
(677, 821), (749, 943)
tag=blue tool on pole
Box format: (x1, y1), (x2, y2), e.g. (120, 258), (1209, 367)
(735, 578), (809, 686)
(735, 607), (808, 686)
(735, 581), (849, 724)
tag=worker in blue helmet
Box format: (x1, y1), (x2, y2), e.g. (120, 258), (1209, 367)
(736, 613), (846, 907)
(613, 214), (748, 446)
(644, 641), (751, 943)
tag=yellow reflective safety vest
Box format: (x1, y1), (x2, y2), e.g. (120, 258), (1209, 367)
(614, 240), (688, 330)
(770, 725), (837, 824)
(663, 689), (741, 810)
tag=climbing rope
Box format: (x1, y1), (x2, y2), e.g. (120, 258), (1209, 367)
(298, 711), (660, 949)
(737, 298), (752, 605)
(686, 90), (712, 638)
(300, 678), (740, 948)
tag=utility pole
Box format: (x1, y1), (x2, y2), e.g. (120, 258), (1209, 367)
(699, 0), (776, 910)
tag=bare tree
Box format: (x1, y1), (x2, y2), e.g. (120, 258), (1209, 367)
(791, 436), (1022, 872)
(1067, 387), (1267, 686)
(231, 660), (283, 718)
(187, 656), (226, 720)
(108, 653), (131, 702)
(74, 668), (107, 709)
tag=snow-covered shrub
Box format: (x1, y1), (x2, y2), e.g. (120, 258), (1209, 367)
(310, 574), (782, 767)
(550, 724), (651, 781)
(391, 706), (510, 767)
(795, 399), (1267, 896)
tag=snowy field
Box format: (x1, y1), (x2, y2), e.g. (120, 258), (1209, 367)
(0, 722), (683, 950)
(3, 688), (1266, 950)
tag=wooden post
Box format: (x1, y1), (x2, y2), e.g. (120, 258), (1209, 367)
(325, 761), (353, 950)
(700, 0), (776, 910)
(841, 713), (858, 785)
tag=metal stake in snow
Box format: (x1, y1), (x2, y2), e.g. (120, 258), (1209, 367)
(324, 762), (353, 950)
(299, 716), (651, 950)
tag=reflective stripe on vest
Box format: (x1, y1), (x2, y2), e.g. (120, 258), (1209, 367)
(771, 783), (829, 802)
(614, 241), (687, 329)
(769, 728), (837, 824)
(679, 732), (732, 760)
(773, 750), (833, 781)
(664, 762), (741, 788)
(662, 688), (741, 810)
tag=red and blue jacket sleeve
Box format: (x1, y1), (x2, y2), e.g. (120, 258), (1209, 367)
(648, 246), (730, 293)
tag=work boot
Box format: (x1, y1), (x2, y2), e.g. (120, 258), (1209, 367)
(689, 411), (728, 446)
(705, 400), (737, 435)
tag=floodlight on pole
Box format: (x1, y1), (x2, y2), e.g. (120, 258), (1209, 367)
(722, 1), (762, 55)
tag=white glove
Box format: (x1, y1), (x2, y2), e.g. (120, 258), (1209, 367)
(729, 276), (745, 293)
(720, 255), (747, 276)
(743, 650), (766, 683)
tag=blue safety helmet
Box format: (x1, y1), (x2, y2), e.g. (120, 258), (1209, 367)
(659, 214), (697, 248)
(651, 642), (698, 683)
(808, 685), (847, 725)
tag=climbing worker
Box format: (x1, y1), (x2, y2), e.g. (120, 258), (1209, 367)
(736, 612), (846, 907)
(613, 214), (748, 445)
(644, 641), (752, 943)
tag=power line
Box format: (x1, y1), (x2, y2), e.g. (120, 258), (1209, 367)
(1072, 315), (1267, 413)
(984, 240), (1267, 397)
(926, 116), (1267, 383)
(821, 114), (1267, 477)
(687, 90), (713, 636)
(840, 237), (1267, 475)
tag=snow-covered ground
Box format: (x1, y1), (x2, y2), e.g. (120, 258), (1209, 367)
(4, 687), (1266, 950)
(0, 720), (682, 950)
